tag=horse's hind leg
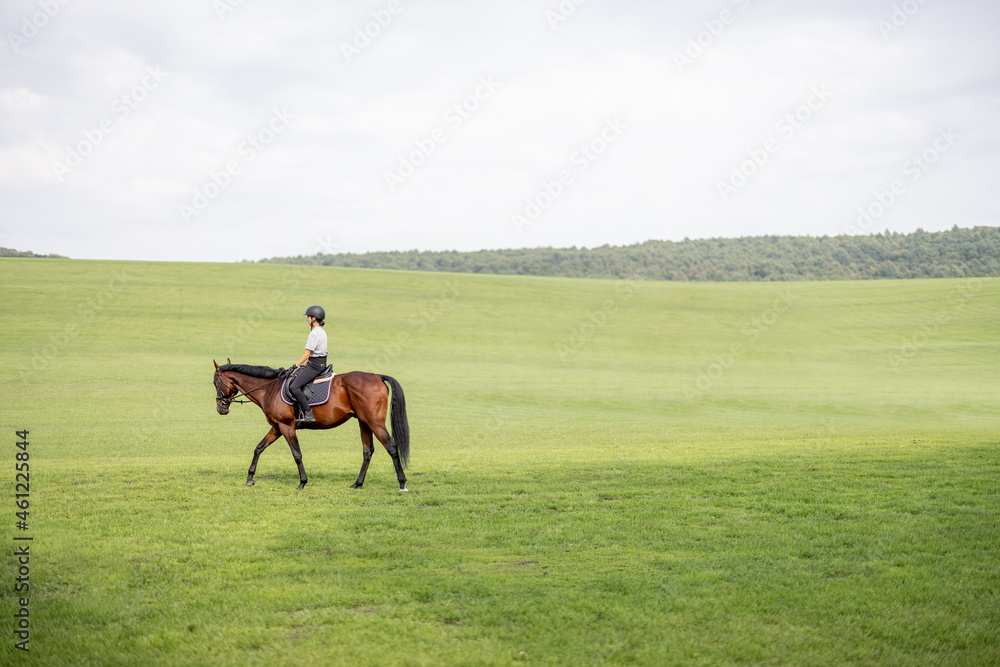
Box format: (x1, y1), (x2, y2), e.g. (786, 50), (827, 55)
(351, 421), (375, 489)
(246, 424), (280, 487)
(278, 423), (308, 490)
(372, 423), (407, 492)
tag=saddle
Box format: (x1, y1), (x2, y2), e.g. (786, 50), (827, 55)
(280, 365), (335, 407)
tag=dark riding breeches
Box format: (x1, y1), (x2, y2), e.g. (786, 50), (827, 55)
(290, 356), (326, 413)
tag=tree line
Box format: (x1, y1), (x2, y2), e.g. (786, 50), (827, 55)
(1, 247), (68, 259)
(252, 226), (999, 282)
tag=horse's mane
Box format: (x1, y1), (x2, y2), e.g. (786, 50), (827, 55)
(221, 364), (285, 379)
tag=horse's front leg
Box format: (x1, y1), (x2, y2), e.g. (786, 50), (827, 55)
(246, 424), (280, 486)
(279, 423), (308, 490)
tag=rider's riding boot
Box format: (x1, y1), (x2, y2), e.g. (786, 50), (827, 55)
(296, 402), (315, 424)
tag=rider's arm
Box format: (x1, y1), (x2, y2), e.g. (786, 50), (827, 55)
(295, 349), (310, 368)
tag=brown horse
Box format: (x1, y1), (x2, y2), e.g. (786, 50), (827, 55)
(213, 361), (410, 491)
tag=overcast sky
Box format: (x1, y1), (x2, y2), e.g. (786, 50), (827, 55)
(1, 0), (998, 262)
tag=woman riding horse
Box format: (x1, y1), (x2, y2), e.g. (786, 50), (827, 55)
(289, 305), (328, 424)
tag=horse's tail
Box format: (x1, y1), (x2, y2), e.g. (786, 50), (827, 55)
(380, 375), (410, 468)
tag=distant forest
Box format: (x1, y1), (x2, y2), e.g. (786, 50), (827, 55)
(0, 247), (68, 259)
(254, 226), (999, 282)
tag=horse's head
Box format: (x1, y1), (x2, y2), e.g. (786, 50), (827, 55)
(213, 359), (237, 415)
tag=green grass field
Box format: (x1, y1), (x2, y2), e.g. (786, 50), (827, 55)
(1, 258), (998, 665)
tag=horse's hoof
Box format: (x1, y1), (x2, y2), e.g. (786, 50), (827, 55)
(399, 487), (409, 492)
(297, 483), (306, 490)
(246, 480), (255, 487)
(350, 483), (361, 489)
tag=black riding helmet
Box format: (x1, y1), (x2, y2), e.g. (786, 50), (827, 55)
(304, 305), (326, 320)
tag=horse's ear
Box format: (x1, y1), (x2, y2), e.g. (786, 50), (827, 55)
(227, 357), (231, 364)
(214, 360), (220, 370)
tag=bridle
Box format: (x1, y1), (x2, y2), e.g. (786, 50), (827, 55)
(215, 369), (289, 408)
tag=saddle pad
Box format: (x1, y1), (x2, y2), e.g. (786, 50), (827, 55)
(280, 366), (335, 406)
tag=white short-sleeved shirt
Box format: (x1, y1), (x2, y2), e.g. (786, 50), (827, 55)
(305, 326), (328, 357)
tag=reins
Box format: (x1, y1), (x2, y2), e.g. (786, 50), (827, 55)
(216, 369), (291, 406)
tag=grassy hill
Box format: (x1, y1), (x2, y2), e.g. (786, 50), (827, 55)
(1, 258), (998, 664)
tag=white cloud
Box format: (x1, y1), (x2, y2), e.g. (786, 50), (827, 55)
(1, 0), (998, 261)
